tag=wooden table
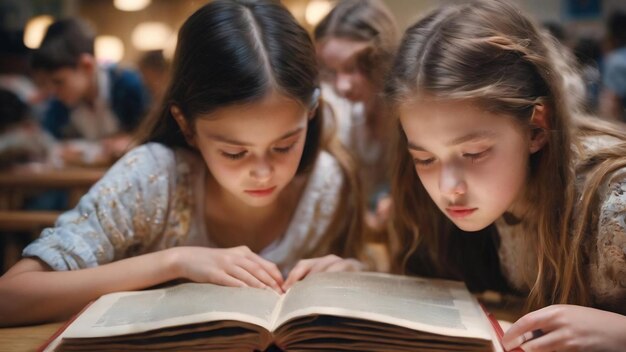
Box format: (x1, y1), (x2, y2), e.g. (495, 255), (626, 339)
(0, 166), (106, 210)
(0, 321), (63, 352)
(0, 167), (105, 188)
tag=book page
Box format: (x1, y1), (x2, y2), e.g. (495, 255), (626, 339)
(272, 272), (492, 341)
(62, 283), (281, 338)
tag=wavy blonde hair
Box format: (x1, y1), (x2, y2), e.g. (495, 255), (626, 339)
(385, 0), (626, 311)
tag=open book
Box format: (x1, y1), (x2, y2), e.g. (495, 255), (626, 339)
(43, 272), (505, 351)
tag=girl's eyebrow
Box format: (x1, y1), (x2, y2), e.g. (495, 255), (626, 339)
(207, 127), (304, 146)
(407, 142), (427, 152)
(447, 131), (496, 146)
(408, 131), (496, 151)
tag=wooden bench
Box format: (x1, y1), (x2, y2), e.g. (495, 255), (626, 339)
(0, 167), (105, 209)
(0, 211), (61, 232)
(0, 166), (105, 272)
(0, 210), (62, 271)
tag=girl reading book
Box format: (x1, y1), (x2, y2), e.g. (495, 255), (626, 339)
(0, 0), (365, 327)
(385, 0), (626, 351)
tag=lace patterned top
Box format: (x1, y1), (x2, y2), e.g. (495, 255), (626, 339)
(23, 143), (344, 274)
(496, 134), (626, 314)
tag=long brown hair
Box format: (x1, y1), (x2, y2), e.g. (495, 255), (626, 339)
(385, 0), (626, 310)
(135, 0), (364, 260)
(315, 0), (399, 90)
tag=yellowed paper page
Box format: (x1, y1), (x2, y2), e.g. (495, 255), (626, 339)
(62, 283), (280, 338)
(273, 272), (493, 341)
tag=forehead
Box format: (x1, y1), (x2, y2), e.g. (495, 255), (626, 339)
(318, 37), (369, 65)
(194, 92), (307, 142)
(399, 97), (524, 144)
(46, 67), (78, 79)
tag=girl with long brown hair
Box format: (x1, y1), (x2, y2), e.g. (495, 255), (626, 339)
(315, 0), (399, 231)
(385, 1), (626, 350)
(0, 0), (365, 327)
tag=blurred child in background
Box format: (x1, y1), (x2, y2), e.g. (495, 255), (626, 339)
(31, 18), (149, 166)
(600, 11), (626, 122)
(0, 88), (53, 170)
(315, 0), (399, 231)
(137, 50), (169, 111)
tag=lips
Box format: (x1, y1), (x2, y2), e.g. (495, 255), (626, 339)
(445, 206), (477, 218)
(244, 186), (277, 197)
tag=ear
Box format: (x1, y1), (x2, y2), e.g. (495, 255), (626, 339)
(528, 104), (549, 154)
(77, 53), (96, 73)
(170, 105), (196, 147)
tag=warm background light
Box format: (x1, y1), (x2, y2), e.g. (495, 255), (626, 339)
(113, 0), (151, 12)
(95, 35), (125, 63)
(23, 15), (54, 49)
(305, 0), (334, 26)
(131, 22), (172, 51)
(163, 34), (178, 60)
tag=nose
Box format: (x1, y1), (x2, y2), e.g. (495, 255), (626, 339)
(439, 162), (467, 199)
(335, 73), (352, 97)
(250, 156), (273, 183)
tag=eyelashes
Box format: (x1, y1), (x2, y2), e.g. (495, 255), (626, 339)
(412, 148), (492, 166)
(220, 143), (296, 161)
(413, 158), (435, 166)
(462, 149), (490, 163)
(273, 144), (295, 154)
(221, 151), (247, 160)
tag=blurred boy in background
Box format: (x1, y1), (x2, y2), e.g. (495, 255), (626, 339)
(600, 11), (626, 122)
(137, 50), (169, 109)
(31, 18), (149, 166)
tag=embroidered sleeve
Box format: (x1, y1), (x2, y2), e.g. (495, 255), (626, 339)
(22, 143), (175, 270)
(592, 167), (626, 314)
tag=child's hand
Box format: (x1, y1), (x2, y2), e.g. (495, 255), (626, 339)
(282, 255), (366, 291)
(502, 304), (626, 352)
(171, 246), (284, 293)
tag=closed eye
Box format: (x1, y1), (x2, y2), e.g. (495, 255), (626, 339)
(273, 143), (295, 154)
(463, 149), (490, 162)
(221, 151), (247, 160)
(413, 158), (435, 166)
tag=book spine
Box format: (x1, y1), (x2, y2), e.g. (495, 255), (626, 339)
(480, 304), (523, 352)
(37, 301), (94, 352)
